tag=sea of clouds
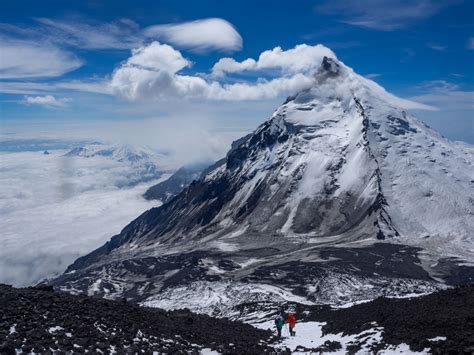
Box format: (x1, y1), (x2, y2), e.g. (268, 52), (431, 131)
(0, 143), (165, 286)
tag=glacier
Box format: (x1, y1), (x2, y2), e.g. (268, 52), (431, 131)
(48, 55), (474, 315)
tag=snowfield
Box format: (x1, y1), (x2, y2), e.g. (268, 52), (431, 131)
(50, 54), (473, 318)
(254, 320), (430, 354)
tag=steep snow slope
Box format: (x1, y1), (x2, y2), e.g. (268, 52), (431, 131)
(50, 56), (473, 312)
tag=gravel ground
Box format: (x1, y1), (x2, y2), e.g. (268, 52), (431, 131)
(300, 285), (474, 354)
(1, 283), (473, 354)
(0, 284), (274, 354)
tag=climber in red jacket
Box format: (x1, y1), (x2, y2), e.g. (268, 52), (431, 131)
(286, 313), (296, 336)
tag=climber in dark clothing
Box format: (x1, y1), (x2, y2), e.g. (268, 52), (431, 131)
(274, 314), (285, 338)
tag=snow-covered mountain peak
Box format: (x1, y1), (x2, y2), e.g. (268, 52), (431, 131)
(50, 56), (473, 312)
(276, 56), (435, 129)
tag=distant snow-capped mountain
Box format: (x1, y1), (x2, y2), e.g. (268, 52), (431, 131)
(64, 143), (173, 187)
(50, 57), (474, 315)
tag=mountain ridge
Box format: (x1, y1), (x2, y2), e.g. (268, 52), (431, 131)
(49, 56), (474, 313)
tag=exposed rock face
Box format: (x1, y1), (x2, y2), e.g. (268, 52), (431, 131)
(49, 56), (474, 313)
(143, 162), (211, 203)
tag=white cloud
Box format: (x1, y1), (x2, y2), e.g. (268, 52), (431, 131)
(24, 95), (71, 107)
(410, 80), (474, 110)
(408, 80), (474, 143)
(0, 37), (83, 79)
(0, 149), (162, 286)
(144, 18), (242, 52)
(212, 44), (336, 77)
(2, 17), (243, 53)
(109, 41), (436, 110)
(35, 17), (142, 50)
(0, 81), (52, 95)
(0, 79), (111, 96)
(110, 41), (205, 101)
(427, 43), (446, 51)
(127, 41), (191, 72)
(317, 0), (455, 31)
(211, 74), (314, 100)
(55, 80), (112, 95)
(365, 73), (382, 79)
(110, 42), (332, 101)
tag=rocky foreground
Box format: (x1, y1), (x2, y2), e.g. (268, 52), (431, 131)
(1, 284), (473, 354)
(0, 284), (273, 354)
(308, 285), (474, 354)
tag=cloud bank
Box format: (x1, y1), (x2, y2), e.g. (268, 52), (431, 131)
(212, 44), (336, 77)
(110, 42), (334, 101)
(109, 40), (435, 112)
(0, 149), (164, 286)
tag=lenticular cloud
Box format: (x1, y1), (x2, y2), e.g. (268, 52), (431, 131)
(144, 18), (243, 52)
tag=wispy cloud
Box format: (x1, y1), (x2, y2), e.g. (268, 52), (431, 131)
(411, 80), (474, 110)
(0, 37), (83, 79)
(0, 81), (53, 95)
(468, 37), (474, 49)
(0, 79), (111, 96)
(24, 95), (71, 107)
(427, 43), (446, 51)
(365, 73), (382, 79)
(316, 0), (457, 31)
(35, 17), (142, 50)
(1, 17), (243, 53)
(409, 80), (474, 143)
(144, 18), (243, 53)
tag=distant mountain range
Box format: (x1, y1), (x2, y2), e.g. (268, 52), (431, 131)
(64, 143), (173, 188)
(50, 57), (474, 316)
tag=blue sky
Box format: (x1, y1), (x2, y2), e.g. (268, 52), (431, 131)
(0, 0), (473, 148)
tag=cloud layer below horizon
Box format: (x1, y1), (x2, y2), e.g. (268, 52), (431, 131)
(0, 149), (163, 286)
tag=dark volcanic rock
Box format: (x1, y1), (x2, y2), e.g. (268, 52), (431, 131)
(0, 284), (273, 354)
(48, 56), (473, 319)
(298, 285), (474, 354)
(144, 162), (211, 203)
